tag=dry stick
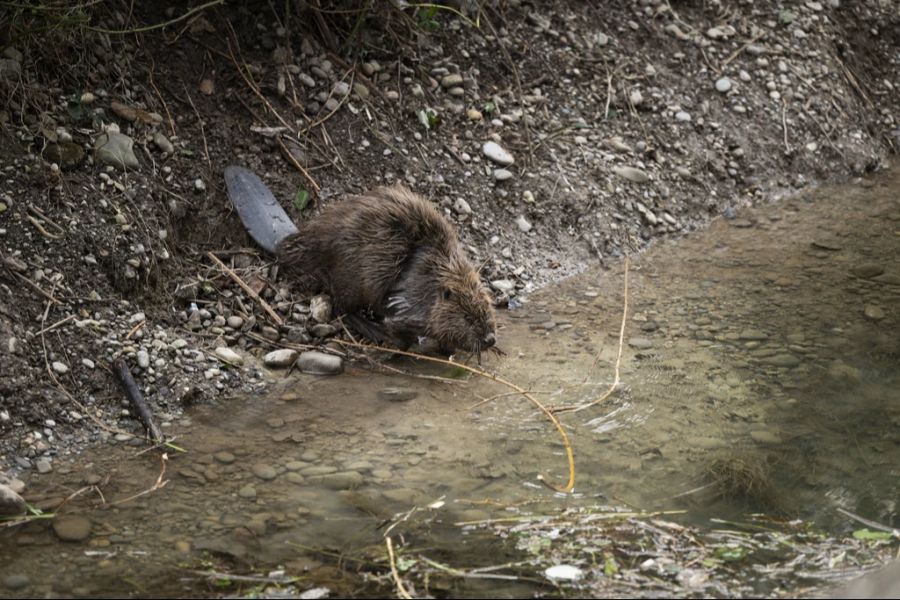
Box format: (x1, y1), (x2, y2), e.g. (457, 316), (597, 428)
(385, 537), (413, 600)
(114, 359), (163, 442)
(206, 252), (284, 326)
(183, 84), (211, 171)
(553, 257), (629, 415)
(125, 319), (145, 340)
(332, 339), (575, 493)
(15, 271), (59, 304)
(25, 214), (63, 240)
(719, 31), (766, 73)
(276, 136), (321, 193)
(34, 314), (76, 337)
(781, 99), (791, 153)
(108, 453), (170, 506)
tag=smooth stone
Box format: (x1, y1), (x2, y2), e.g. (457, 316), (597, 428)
(153, 131), (174, 154)
(0, 483), (25, 516)
(493, 168), (514, 181)
(3, 574), (29, 591)
(35, 458), (52, 474)
(612, 165), (650, 183)
(312, 471), (364, 490)
(377, 387), (419, 402)
(238, 485), (257, 499)
(482, 141), (514, 166)
(94, 131), (140, 170)
(738, 329), (769, 340)
(43, 142), (85, 170)
(52, 515), (92, 541)
(215, 346), (243, 365)
(252, 464), (277, 480)
(214, 451), (235, 464)
(263, 349), (298, 368)
(760, 353), (801, 368)
(491, 279), (515, 293)
(715, 77), (732, 93)
(863, 305), (885, 321)
(301, 465), (338, 476)
(298, 351), (342, 375)
(52, 361), (69, 374)
(545, 565), (583, 581)
(226, 316), (244, 329)
(441, 73), (464, 88)
(750, 430), (783, 444)
(675, 111), (692, 122)
(628, 337), (654, 349)
(851, 263), (884, 278)
(515, 215), (533, 233)
(137, 350), (150, 369)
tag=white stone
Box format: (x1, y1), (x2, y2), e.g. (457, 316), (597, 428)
(482, 141), (514, 166)
(215, 347), (244, 365)
(263, 349), (299, 368)
(545, 565), (582, 581)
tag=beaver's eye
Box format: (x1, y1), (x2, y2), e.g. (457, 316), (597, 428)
(442, 289), (452, 301)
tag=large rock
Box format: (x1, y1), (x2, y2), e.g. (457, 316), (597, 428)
(263, 349), (298, 368)
(52, 515), (92, 541)
(298, 351), (342, 375)
(0, 483), (25, 516)
(94, 131), (140, 170)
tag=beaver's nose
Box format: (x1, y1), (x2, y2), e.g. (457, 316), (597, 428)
(482, 332), (496, 348)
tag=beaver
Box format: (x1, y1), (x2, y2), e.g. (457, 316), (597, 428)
(224, 166), (497, 356)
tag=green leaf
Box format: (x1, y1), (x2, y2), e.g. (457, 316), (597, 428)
(483, 101), (496, 115)
(294, 189), (310, 211)
(417, 108), (440, 131)
(778, 10), (796, 24)
(715, 545), (749, 562)
(852, 529), (893, 541)
(397, 557), (416, 572)
(603, 553), (619, 576)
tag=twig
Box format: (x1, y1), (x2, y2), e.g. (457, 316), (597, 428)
(553, 257), (629, 414)
(108, 453), (170, 506)
(604, 67), (613, 120)
(25, 214), (63, 240)
(125, 319), (145, 339)
(114, 358), (163, 442)
(206, 251), (284, 326)
(719, 31), (766, 73)
(385, 537), (413, 600)
(277, 136), (321, 193)
(14, 271), (60, 304)
(183, 85), (211, 171)
(34, 314), (75, 336)
(86, 0), (225, 34)
(837, 508), (900, 536)
(781, 99), (791, 154)
(27, 204), (65, 235)
(331, 338), (576, 493)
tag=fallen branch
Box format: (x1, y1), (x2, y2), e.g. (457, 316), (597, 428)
(114, 358), (164, 443)
(277, 136), (321, 193)
(108, 452), (170, 506)
(206, 251), (284, 326)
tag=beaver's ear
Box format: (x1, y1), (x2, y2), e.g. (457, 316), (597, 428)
(442, 288), (452, 301)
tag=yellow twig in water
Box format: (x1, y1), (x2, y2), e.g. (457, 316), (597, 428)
(554, 257), (629, 414)
(385, 537), (413, 600)
(331, 339), (576, 493)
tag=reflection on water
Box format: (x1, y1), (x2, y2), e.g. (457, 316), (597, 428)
(1, 168), (897, 597)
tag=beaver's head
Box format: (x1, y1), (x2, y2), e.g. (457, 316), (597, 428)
(426, 252), (497, 357)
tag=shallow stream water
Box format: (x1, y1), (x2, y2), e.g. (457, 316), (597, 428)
(2, 168), (898, 598)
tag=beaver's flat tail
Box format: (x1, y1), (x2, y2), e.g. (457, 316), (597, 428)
(224, 165), (299, 253)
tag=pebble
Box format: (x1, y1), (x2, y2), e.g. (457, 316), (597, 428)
(851, 263), (884, 279)
(675, 111), (692, 122)
(137, 350), (150, 368)
(52, 515), (92, 541)
(545, 565), (582, 581)
(226, 316), (244, 329)
(612, 165), (650, 183)
(760, 353), (801, 368)
(3, 575), (29, 591)
(215, 347), (243, 365)
(214, 451), (235, 464)
(628, 337), (654, 349)
(467, 108), (482, 120)
(441, 73), (464, 88)
(0, 483), (25, 516)
(238, 484), (257, 499)
(863, 305), (885, 321)
(310, 295), (332, 323)
(94, 131), (140, 170)
(377, 387), (419, 402)
(750, 430), (783, 444)
(738, 329), (768, 340)
(263, 349), (298, 368)
(493, 169), (514, 181)
(482, 141), (515, 166)
(491, 279), (515, 293)
(298, 351), (343, 375)
(454, 198), (472, 215)
(515, 215), (533, 233)
(332, 81), (350, 97)
(35, 458), (52, 474)
(194, 178), (206, 192)
(715, 77), (732, 93)
(153, 132), (174, 154)
(313, 471), (364, 490)
(52, 361), (69, 374)
(252, 464), (277, 480)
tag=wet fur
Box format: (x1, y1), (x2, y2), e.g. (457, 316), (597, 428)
(276, 185), (496, 354)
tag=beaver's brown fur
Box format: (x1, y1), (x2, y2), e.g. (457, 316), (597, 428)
(276, 185), (496, 355)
